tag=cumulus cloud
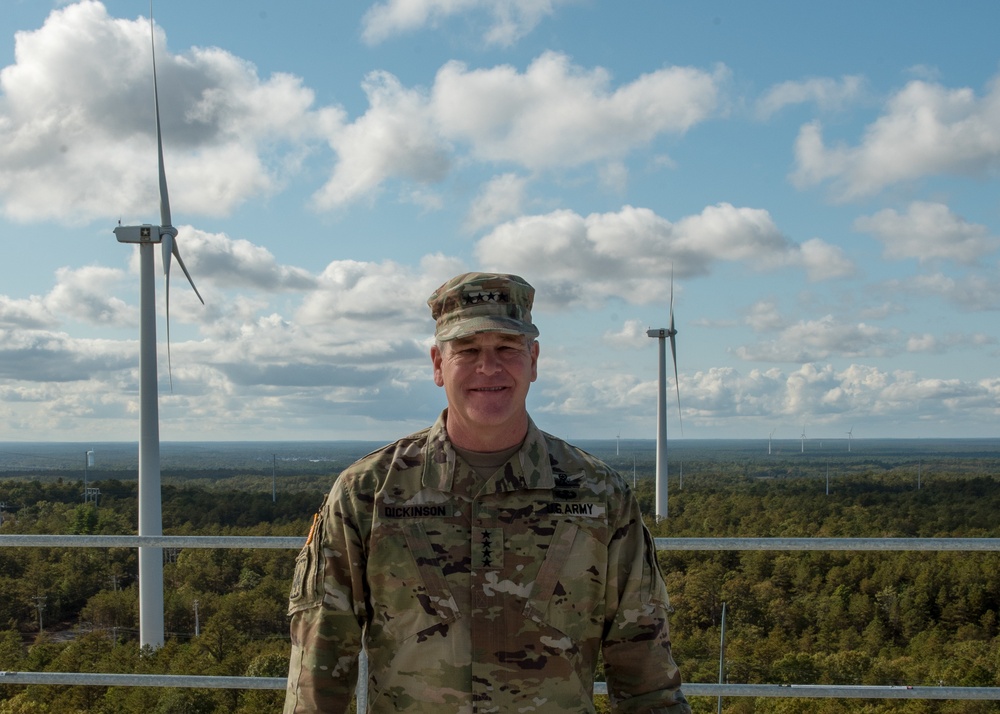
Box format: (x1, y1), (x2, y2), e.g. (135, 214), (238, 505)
(885, 272), (1000, 312)
(602, 319), (649, 349)
(755, 74), (865, 119)
(0, 329), (132, 382)
(0, 295), (58, 330)
(432, 53), (725, 169)
(475, 204), (851, 308)
(361, 0), (580, 47)
(46, 266), (134, 326)
(311, 71), (451, 211)
(175, 227), (318, 292)
(791, 75), (1000, 200)
(297, 254), (465, 336)
(313, 53), (724, 209)
(854, 201), (999, 264)
(465, 173), (530, 233)
(735, 315), (896, 363)
(0, 1), (325, 223)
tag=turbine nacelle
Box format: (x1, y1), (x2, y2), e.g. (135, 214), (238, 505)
(114, 224), (177, 244)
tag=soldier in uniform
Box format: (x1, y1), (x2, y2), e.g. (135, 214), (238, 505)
(284, 272), (691, 713)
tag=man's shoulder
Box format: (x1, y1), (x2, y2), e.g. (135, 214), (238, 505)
(537, 429), (623, 484)
(337, 425), (435, 483)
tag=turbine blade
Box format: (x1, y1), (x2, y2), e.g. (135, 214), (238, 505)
(172, 242), (205, 304)
(667, 265), (682, 432)
(669, 331), (682, 434)
(162, 232), (174, 391)
(150, 4), (171, 229)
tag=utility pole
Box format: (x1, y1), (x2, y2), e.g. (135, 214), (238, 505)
(717, 601), (727, 714)
(272, 454), (277, 503)
(84, 450), (92, 502)
(32, 596), (47, 633)
(193, 599), (200, 637)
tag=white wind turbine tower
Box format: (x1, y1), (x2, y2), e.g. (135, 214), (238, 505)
(113, 7), (204, 649)
(800, 426), (807, 453)
(646, 273), (682, 520)
(768, 428), (775, 455)
(846, 425), (854, 452)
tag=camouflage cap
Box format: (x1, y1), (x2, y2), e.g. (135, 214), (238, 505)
(428, 272), (540, 342)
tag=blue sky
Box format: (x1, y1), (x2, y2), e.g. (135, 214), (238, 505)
(1, 0), (998, 443)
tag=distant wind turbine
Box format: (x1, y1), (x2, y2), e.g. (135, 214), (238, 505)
(616, 429), (621, 456)
(800, 426), (807, 453)
(646, 270), (682, 520)
(768, 428), (775, 455)
(846, 425), (854, 452)
(112, 5), (204, 650)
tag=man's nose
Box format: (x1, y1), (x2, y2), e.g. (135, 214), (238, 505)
(476, 348), (501, 373)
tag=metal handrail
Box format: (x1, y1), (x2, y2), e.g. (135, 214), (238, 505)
(0, 534), (303, 549)
(2, 534), (998, 702)
(0, 673), (997, 701)
(655, 537), (1000, 551)
(4, 534), (999, 551)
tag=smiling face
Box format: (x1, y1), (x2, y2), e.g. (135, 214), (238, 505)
(431, 332), (539, 452)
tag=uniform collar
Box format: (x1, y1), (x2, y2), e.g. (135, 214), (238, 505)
(421, 409), (555, 493)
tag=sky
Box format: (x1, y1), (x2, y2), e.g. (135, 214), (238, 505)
(1, 0), (998, 444)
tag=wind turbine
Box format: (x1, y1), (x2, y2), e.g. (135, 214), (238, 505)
(768, 428), (775, 455)
(646, 272), (681, 520)
(113, 6), (204, 649)
(846, 425), (854, 452)
(800, 425), (806, 453)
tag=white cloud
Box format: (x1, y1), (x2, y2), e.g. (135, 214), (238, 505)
(602, 320), (649, 349)
(46, 266), (134, 326)
(886, 271), (1000, 312)
(311, 71), (451, 211)
(0, 295), (58, 330)
(475, 204), (850, 309)
(361, 0), (579, 47)
(432, 53), (725, 169)
(756, 74), (865, 119)
(296, 254), (465, 337)
(855, 201), (999, 264)
(744, 300), (786, 332)
(734, 315), (895, 363)
(791, 75), (1000, 200)
(175, 227), (318, 292)
(0, 1), (324, 223)
(316, 54), (724, 209)
(465, 173), (529, 233)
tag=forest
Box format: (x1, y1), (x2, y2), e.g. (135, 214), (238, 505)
(0, 446), (998, 713)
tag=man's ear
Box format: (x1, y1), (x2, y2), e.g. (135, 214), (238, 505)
(529, 340), (539, 382)
(431, 344), (444, 387)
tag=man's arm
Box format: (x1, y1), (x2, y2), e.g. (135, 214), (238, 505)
(284, 486), (368, 714)
(601, 492), (692, 714)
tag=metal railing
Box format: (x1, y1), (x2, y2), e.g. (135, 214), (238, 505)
(1, 534), (998, 703)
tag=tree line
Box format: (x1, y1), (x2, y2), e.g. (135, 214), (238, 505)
(0, 462), (998, 713)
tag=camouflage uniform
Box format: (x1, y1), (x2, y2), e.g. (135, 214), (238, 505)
(284, 412), (691, 713)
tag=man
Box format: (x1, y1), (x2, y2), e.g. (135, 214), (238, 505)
(284, 272), (691, 713)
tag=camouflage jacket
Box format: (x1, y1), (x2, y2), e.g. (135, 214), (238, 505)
(284, 412), (690, 714)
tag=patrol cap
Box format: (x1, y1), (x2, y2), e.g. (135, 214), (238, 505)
(428, 272), (540, 342)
